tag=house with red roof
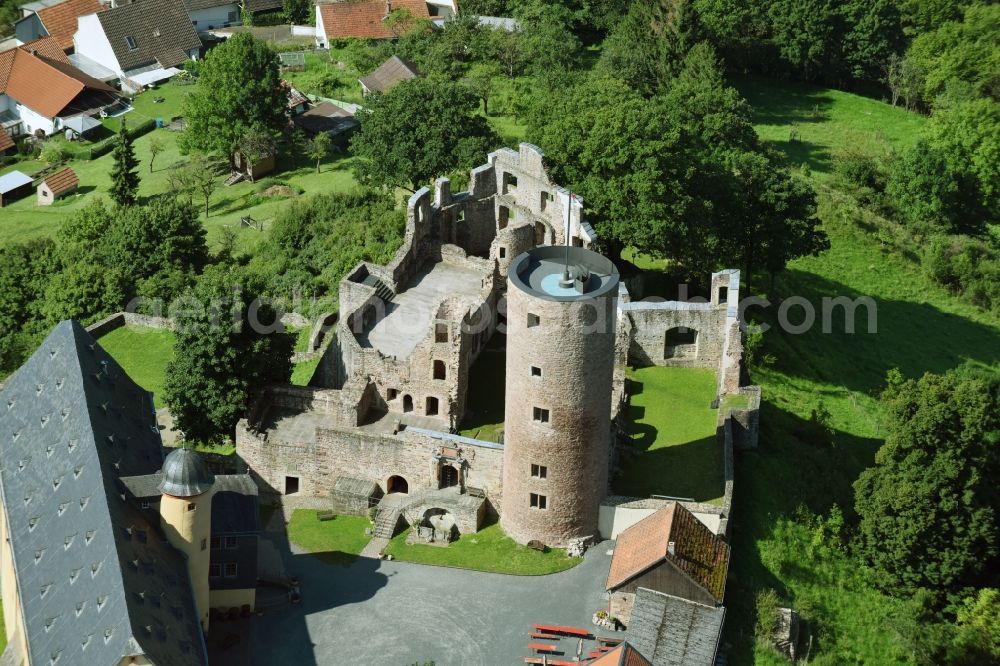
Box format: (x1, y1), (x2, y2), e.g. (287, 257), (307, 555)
(14, 0), (103, 52)
(0, 36), (119, 137)
(314, 0), (433, 48)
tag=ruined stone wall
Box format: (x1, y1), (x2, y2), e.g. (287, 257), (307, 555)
(624, 303), (728, 369)
(501, 283), (618, 547)
(236, 417), (504, 502)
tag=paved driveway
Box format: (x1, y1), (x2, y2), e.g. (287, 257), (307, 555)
(218, 532), (614, 666)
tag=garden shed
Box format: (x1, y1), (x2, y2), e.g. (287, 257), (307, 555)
(0, 170), (33, 207)
(37, 166), (79, 204)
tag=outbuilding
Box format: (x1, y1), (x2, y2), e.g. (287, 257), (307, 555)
(0, 170), (33, 207)
(37, 166), (78, 204)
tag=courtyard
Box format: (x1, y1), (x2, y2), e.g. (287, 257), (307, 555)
(212, 525), (613, 666)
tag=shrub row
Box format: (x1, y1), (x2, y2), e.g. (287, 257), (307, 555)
(88, 119), (157, 160)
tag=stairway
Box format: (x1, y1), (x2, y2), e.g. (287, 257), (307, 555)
(361, 274), (394, 302)
(224, 171), (245, 186)
(372, 504), (402, 539)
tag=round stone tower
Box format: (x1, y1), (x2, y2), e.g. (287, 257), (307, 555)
(158, 448), (215, 632)
(501, 245), (619, 546)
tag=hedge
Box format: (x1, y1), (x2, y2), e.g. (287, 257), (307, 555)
(88, 119), (158, 160)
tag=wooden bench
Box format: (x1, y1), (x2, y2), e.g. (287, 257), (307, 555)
(528, 632), (556, 639)
(533, 624), (591, 638)
(527, 642), (559, 653)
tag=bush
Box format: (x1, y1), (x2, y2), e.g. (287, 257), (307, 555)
(754, 588), (780, 643)
(925, 235), (1000, 313)
(833, 145), (886, 191)
(39, 141), (69, 165)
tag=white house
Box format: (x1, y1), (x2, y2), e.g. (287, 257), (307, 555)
(183, 0), (241, 31)
(0, 36), (119, 137)
(73, 0), (202, 92)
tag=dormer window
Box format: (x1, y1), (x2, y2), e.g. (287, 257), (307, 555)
(125, 36), (137, 50)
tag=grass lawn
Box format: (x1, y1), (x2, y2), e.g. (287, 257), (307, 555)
(615, 366), (723, 504)
(719, 77), (999, 664)
(290, 357), (320, 386)
(96, 325), (175, 404)
(286, 510), (372, 566)
(0, 81), (362, 253)
(457, 333), (505, 442)
(733, 75), (927, 183)
(384, 520), (581, 575)
(282, 49), (365, 106)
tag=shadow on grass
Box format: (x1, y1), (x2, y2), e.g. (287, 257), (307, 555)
(731, 75), (835, 127)
(762, 269), (1000, 396)
(458, 332), (506, 440)
(614, 433), (723, 502)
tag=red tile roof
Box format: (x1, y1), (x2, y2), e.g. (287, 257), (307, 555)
(42, 167), (79, 196)
(605, 503), (730, 601)
(36, 0), (104, 51)
(318, 0), (429, 40)
(588, 642), (653, 666)
(0, 130), (14, 152)
(0, 37), (115, 118)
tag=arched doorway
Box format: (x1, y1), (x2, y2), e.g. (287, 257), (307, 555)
(387, 475), (409, 494)
(664, 327), (699, 360)
(440, 465), (459, 488)
(403, 394), (413, 412)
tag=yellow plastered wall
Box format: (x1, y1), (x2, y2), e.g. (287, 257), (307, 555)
(159, 490), (214, 632)
(209, 588), (256, 611)
(0, 503), (29, 664)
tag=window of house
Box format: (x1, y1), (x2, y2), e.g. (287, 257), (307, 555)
(426, 396), (440, 416)
(457, 208), (466, 221)
(210, 537), (221, 549)
(125, 36), (137, 50)
(140, 500), (150, 509)
(499, 246), (506, 259)
(209, 564), (221, 578)
(530, 366), (542, 377)
(527, 313), (540, 328)
(224, 536), (238, 550)
(503, 173), (518, 194)
(224, 563), (238, 578)
(387, 388), (398, 400)
(532, 407), (549, 423)
(718, 286), (729, 304)
(530, 493), (547, 509)
(498, 205), (510, 229)
(186, 503), (196, 512)
(433, 360), (446, 380)
(435, 323), (449, 343)
(227, 10), (238, 22)
(531, 464), (547, 479)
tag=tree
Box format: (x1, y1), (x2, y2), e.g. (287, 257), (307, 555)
(109, 118), (140, 206)
(350, 79), (500, 191)
(184, 154), (222, 217)
(107, 196), (208, 303)
(283, 0), (311, 24)
(163, 266), (293, 442)
(181, 32), (285, 157)
(854, 369), (1000, 600)
(513, 0), (580, 75)
(148, 135), (164, 173)
(839, 0), (904, 83)
(236, 124), (278, 183)
(306, 132), (331, 173)
(0, 239), (57, 372)
(949, 588), (1000, 664)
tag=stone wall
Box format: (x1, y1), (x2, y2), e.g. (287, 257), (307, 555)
(86, 311), (175, 337)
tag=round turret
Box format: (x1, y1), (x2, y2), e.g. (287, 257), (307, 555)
(158, 447), (215, 497)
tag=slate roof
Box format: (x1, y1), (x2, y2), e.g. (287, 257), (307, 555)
(588, 641), (653, 666)
(292, 101), (359, 136)
(0, 320), (208, 666)
(0, 37), (117, 118)
(331, 476), (379, 497)
(359, 54), (419, 93)
(243, 0), (283, 12)
(318, 0), (429, 40)
(211, 475), (259, 535)
(96, 0), (202, 71)
(159, 448), (214, 497)
(605, 503), (729, 602)
(35, 0), (104, 50)
(624, 588), (725, 666)
(41, 166), (78, 196)
(182, 0), (233, 13)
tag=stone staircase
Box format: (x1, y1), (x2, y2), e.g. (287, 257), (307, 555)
(361, 274), (394, 302)
(359, 496), (405, 559)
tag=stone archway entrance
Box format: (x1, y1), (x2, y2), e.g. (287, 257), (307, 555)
(440, 465), (459, 489)
(387, 475), (409, 494)
(403, 395), (414, 412)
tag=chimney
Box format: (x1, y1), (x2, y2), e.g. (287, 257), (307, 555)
(667, 541), (676, 556)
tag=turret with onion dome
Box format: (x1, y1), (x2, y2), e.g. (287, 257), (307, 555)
(158, 447), (215, 632)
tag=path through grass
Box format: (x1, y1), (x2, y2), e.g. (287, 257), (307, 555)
(615, 366), (723, 503)
(385, 521), (581, 575)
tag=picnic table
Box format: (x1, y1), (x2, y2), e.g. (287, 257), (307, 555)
(528, 642), (559, 653)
